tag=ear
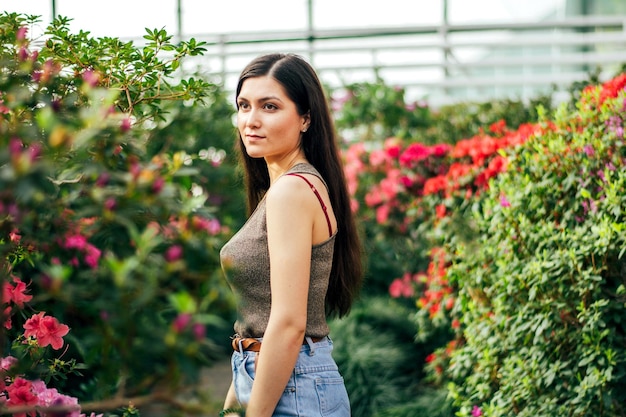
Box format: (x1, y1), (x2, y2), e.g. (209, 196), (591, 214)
(301, 112), (311, 133)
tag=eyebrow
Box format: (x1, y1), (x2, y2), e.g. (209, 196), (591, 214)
(238, 95), (284, 103)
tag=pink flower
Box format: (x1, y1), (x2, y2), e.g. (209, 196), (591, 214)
(431, 143), (452, 157)
(64, 234), (88, 251)
(365, 187), (383, 207)
(192, 216), (221, 235)
(16, 26), (28, 41)
(104, 197), (117, 211)
(152, 176), (165, 194)
(165, 245), (183, 263)
(3, 276), (33, 307)
(95, 172), (110, 187)
(18, 47), (29, 61)
(376, 204), (390, 225)
(121, 117), (132, 132)
(173, 313), (192, 333)
(192, 323), (206, 340)
(471, 405), (483, 417)
(1, 355), (18, 371)
(9, 137), (23, 156)
(24, 312), (70, 350)
(84, 244), (101, 269)
(500, 195), (511, 207)
(369, 149), (389, 167)
(389, 273), (415, 298)
(81, 69), (100, 87)
(3, 306), (12, 329)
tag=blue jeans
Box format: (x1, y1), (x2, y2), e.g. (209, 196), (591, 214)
(231, 336), (351, 417)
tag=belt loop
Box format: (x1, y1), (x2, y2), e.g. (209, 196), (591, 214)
(305, 336), (316, 356)
(238, 338), (244, 354)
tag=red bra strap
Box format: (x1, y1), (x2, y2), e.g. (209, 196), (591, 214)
(286, 173), (333, 238)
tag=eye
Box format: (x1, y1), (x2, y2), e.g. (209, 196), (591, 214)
(237, 101), (249, 110)
(263, 103), (278, 111)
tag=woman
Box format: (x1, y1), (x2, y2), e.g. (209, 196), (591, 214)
(219, 53), (363, 417)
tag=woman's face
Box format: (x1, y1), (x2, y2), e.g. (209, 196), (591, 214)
(236, 76), (309, 162)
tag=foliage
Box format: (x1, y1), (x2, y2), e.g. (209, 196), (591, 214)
(331, 80), (552, 145)
(334, 64), (626, 417)
(445, 74), (626, 416)
(1, 12), (238, 415)
(329, 296), (452, 417)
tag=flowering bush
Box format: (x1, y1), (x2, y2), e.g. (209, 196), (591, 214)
(1, 13), (237, 416)
(334, 58), (625, 416)
(331, 71), (557, 417)
(445, 74), (626, 416)
(342, 111), (548, 310)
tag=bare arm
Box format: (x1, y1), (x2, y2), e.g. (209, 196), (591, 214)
(223, 380), (238, 410)
(244, 176), (316, 417)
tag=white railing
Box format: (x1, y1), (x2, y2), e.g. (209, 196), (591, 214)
(143, 15), (626, 105)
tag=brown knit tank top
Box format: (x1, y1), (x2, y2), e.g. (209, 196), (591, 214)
(220, 163), (336, 338)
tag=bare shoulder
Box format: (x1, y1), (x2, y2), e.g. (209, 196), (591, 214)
(266, 174), (319, 208)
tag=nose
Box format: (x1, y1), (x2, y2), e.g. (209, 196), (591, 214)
(243, 108), (260, 128)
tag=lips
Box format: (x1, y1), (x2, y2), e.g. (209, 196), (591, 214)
(245, 134), (264, 141)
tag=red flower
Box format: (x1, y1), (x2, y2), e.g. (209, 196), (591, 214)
(423, 175), (447, 195)
(3, 306), (12, 329)
(399, 142), (432, 167)
(435, 204), (446, 219)
(23, 312), (70, 350)
(489, 119), (507, 135)
(3, 276), (33, 308)
(6, 377), (38, 417)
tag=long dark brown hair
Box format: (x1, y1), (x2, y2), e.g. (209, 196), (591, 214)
(235, 53), (362, 317)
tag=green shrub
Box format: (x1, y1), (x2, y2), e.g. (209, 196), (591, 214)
(1, 12), (238, 415)
(445, 75), (626, 416)
(330, 296), (453, 417)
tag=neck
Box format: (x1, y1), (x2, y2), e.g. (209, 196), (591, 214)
(267, 154), (308, 184)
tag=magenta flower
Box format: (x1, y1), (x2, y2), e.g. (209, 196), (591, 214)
(95, 172), (110, 187)
(121, 117), (132, 132)
(500, 195), (511, 208)
(152, 176), (165, 194)
(104, 197), (117, 211)
(192, 323), (206, 340)
(16, 26), (28, 41)
(400, 142), (432, 166)
(9, 137), (23, 156)
(471, 405), (483, 417)
(165, 245), (183, 262)
(81, 69), (100, 87)
(84, 244), (102, 269)
(64, 234), (88, 251)
(172, 313), (192, 333)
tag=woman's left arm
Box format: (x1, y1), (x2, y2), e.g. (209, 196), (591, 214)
(244, 177), (316, 417)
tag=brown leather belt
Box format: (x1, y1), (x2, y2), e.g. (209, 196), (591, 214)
(231, 336), (325, 352)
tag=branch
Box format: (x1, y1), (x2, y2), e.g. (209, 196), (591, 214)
(79, 390), (170, 412)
